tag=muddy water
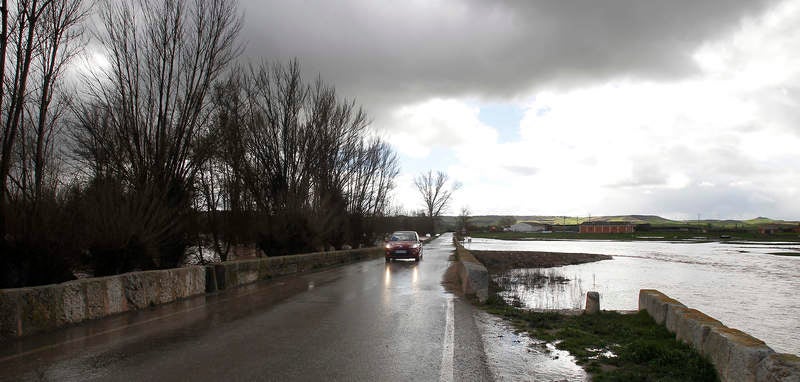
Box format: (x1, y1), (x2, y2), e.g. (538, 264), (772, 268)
(465, 238), (800, 355)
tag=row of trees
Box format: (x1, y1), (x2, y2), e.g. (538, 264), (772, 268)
(0, 0), (399, 288)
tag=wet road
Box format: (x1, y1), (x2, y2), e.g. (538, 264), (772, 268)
(0, 233), (494, 381)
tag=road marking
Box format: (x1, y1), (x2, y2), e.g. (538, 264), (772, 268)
(439, 295), (454, 382)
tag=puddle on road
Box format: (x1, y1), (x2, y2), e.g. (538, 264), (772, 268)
(476, 311), (588, 382)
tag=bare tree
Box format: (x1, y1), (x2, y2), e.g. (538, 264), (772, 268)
(211, 60), (399, 254)
(456, 206), (471, 234)
(414, 170), (460, 233)
(0, 0), (88, 288)
(73, 0), (242, 271)
(0, 0), (86, 237)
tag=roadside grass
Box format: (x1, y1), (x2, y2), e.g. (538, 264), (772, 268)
(483, 297), (719, 381)
(471, 230), (800, 242)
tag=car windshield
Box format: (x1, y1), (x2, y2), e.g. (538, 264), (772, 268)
(390, 232), (416, 241)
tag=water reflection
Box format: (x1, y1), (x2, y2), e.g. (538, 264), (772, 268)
(497, 268), (585, 310)
(471, 238), (800, 355)
(477, 311), (587, 381)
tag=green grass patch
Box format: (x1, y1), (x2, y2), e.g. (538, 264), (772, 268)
(483, 300), (719, 381)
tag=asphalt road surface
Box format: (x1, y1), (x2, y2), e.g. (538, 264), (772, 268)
(0, 233), (496, 381)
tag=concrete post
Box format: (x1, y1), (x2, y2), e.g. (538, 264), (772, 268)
(585, 291), (600, 314)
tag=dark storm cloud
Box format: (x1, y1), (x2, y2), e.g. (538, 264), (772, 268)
(238, 0), (779, 115)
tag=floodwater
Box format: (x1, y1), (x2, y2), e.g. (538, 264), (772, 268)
(464, 238), (800, 355)
(477, 310), (588, 381)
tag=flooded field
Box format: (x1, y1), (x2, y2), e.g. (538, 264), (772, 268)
(465, 238), (800, 355)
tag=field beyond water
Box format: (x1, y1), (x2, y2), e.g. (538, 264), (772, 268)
(471, 230), (800, 242)
(470, 250), (611, 274)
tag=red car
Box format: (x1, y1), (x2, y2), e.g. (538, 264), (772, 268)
(384, 231), (424, 262)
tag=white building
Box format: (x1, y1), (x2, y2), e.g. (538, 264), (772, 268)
(509, 222), (545, 232)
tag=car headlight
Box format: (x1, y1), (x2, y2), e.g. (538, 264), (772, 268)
(385, 243), (392, 249)
(412, 243), (420, 248)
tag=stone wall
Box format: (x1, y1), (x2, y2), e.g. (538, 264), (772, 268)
(1, 247), (383, 340)
(639, 289), (800, 382)
(0, 267), (206, 339)
(453, 241), (488, 303)
(207, 247), (383, 291)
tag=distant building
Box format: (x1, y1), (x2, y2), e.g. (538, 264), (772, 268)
(545, 224), (579, 232)
(579, 221), (635, 234)
(758, 225), (799, 234)
(759, 225), (779, 235)
(509, 222), (546, 232)
(758, 225), (778, 235)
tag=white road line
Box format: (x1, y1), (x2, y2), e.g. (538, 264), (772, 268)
(440, 295), (454, 382)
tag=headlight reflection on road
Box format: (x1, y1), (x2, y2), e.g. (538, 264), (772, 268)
(384, 265), (391, 288)
(412, 266), (418, 285)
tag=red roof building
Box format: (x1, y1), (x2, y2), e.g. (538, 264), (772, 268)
(579, 221), (635, 234)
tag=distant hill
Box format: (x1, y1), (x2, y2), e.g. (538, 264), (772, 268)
(742, 217), (797, 226)
(437, 214), (798, 229)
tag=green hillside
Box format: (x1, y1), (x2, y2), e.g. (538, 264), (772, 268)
(437, 214), (798, 229)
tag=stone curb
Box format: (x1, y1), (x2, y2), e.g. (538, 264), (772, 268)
(639, 289), (799, 382)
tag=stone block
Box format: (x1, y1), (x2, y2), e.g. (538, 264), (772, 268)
(190, 267), (206, 296)
(665, 304), (689, 334)
(673, 308), (723, 353)
(143, 271), (161, 307)
(60, 283), (84, 325)
(18, 286), (59, 335)
(158, 270), (176, 304)
(459, 260), (488, 303)
(122, 272), (147, 309)
(703, 326), (774, 382)
(585, 291), (600, 314)
(0, 289), (21, 337)
(84, 279), (108, 320)
(105, 276), (126, 314)
(756, 353), (800, 382)
(171, 269), (186, 298)
(638, 289), (685, 325)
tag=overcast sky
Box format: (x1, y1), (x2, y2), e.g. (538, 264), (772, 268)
(239, 0), (800, 220)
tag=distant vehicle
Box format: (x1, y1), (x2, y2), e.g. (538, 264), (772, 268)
(384, 231), (423, 262)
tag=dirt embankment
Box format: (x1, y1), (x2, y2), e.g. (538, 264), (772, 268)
(470, 250), (612, 274)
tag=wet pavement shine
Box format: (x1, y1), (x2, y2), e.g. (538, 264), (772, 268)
(1, 234), (589, 381)
(0, 234), (508, 381)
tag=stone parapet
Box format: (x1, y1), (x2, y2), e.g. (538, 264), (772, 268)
(1, 247), (382, 340)
(208, 247), (382, 291)
(639, 289), (799, 382)
(453, 241), (489, 303)
(0, 267), (205, 339)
